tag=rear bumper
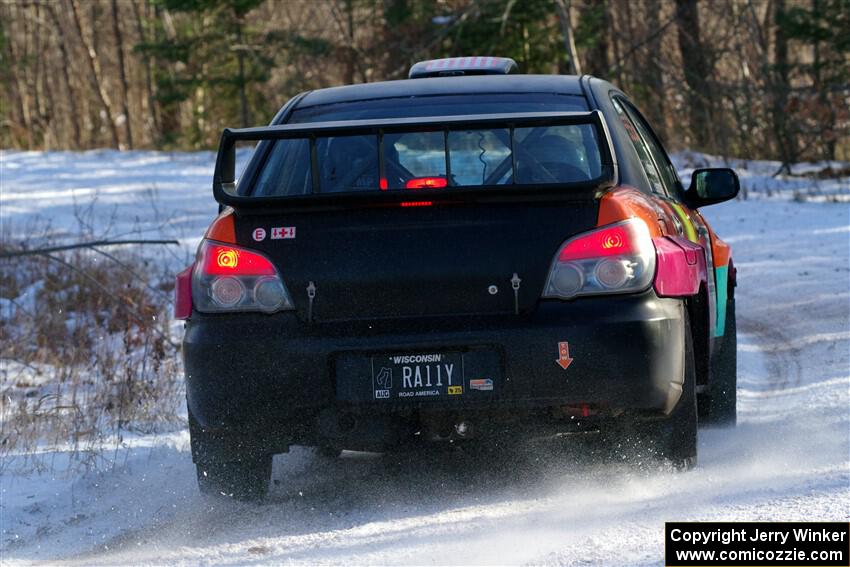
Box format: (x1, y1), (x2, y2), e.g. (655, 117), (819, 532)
(184, 290), (686, 436)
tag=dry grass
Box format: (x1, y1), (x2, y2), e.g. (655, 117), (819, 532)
(0, 228), (184, 473)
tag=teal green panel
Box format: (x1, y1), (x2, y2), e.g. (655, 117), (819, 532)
(715, 265), (728, 337)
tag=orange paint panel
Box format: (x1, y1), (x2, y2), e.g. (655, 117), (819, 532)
(711, 232), (732, 267)
(204, 208), (236, 243)
(597, 186), (664, 237)
(697, 213), (731, 267)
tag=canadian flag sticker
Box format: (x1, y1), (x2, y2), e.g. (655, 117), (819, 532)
(271, 226), (296, 240)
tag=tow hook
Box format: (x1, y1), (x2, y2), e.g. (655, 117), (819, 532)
(454, 421), (472, 438)
(306, 281), (317, 323)
(510, 273), (522, 315)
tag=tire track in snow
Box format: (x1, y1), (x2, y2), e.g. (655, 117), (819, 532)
(737, 315), (804, 394)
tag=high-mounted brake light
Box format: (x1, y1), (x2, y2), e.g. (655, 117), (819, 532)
(405, 177), (448, 189)
(192, 240), (293, 314)
(543, 219), (656, 300)
(400, 201), (433, 207)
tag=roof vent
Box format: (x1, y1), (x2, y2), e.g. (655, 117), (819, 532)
(408, 56), (519, 79)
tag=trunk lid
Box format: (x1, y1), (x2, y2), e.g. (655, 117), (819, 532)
(234, 199), (598, 322)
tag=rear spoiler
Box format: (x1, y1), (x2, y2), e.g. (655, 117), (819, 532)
(213, 111), (618, 209)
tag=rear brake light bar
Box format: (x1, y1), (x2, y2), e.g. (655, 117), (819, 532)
(405, 177), (448, 190)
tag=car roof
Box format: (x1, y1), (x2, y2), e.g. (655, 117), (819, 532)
(294, 74), (588, 110)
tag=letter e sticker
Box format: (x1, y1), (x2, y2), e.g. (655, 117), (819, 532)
(252, 228), (267, 242)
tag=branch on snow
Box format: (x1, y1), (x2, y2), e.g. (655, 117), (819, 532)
(0, 239), (180, 259)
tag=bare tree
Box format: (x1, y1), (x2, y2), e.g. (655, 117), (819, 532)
(675, 0), (714, 149)
(130, 0), (160, 141)
(640, 0), (667, 141)
(45, 4), (82, 149)
(579, 0), (609, 77)
(0, 0), (845, 161)
(554, 0), (582, 75)
(69, 0), (120, 148)
(111, 0), (133, 149)
(772, 0), (796, 171)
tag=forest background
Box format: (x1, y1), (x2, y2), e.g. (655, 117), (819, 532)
(2, 0), (848, 171)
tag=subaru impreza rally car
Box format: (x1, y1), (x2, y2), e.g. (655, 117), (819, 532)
(174, 56), (739, 499)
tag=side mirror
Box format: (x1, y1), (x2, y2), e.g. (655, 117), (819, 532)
(684, 168), (740, 208)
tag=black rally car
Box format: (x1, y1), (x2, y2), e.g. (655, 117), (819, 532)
(175, 57), (739, 499)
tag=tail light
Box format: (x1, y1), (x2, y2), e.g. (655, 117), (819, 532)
(542, 219), (655, 300)
(192, 240), (294, 314)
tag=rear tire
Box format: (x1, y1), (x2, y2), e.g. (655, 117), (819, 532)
(195, 458), (272, 500)
(609, 309), (698, 470)
(644, 312), (698, 470)
(189, 409), (272, 500)
(703, 297), (737, 426)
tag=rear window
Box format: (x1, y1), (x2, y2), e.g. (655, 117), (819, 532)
(237, 94), (607, 199)
(250, 123), (603, 196)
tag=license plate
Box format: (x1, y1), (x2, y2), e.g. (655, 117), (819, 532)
(372, 352), (463, 401)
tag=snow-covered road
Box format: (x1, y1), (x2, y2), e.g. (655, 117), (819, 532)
(1, 151), (848, 566)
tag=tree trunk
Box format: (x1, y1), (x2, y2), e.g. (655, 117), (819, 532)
(809, 0), (835, 160)
(641, 0), (667, 141)
(675, 0), (713, 150)
(69, 0), (120, 148)
(772, 0), (796, 171)
(6, 2), (33, 148)
(554, 0), (582, 75)
(235, 19), (250, 128)
(36, 2), (59, 149)
(45, 4), (81, 149)
(579, 0), (608, 77)
(131, 0), (159, 141)
(111, 0), (134, 149)
(30, 2), (46, 138)
(621, 0), (636, 89)
(343, 0), (356, 84)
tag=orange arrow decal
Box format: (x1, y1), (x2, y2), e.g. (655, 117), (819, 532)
(556, 341), (573, 370)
